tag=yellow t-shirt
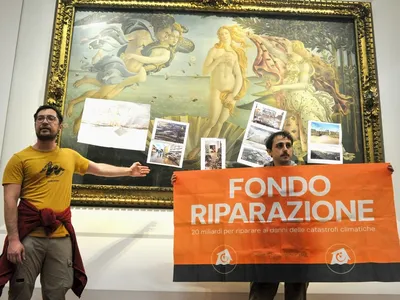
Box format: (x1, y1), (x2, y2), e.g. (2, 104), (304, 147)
(2, 146), (89, 237)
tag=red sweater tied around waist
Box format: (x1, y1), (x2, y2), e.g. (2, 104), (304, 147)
(0, 199), (87, 297)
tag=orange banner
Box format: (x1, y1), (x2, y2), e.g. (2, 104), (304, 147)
(173, 163), (400, 282)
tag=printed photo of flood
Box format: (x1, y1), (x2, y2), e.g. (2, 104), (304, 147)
(154, 120), (188, 144)
(252, 103), (286, 130)
(201, 138), (225, 170)
(147, 118), (189, 168)
(148, 140), (184, 168)
(310, 149), (341, 162)
(243, 124), (274, 150)
(309, 121), (341, 145)
(238, 146), (272, 168)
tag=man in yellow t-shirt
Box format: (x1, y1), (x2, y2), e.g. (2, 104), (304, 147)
(1, 104), (151, 300)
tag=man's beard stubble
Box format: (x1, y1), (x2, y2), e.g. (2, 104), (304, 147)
(36, 130), (57, 141)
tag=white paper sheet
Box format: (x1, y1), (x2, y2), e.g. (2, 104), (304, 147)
(77, 98), (151, 151)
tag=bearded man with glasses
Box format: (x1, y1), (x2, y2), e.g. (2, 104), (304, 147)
(0, 105), (151, 300)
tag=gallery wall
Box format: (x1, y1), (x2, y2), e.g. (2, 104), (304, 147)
(0, 0), (23, 161)
(0, 0), (399, 299)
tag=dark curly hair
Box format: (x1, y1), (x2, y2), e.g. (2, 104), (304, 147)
(265, 130), (293, 150)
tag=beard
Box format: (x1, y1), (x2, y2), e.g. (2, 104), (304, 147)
(36, 129), (58, 141)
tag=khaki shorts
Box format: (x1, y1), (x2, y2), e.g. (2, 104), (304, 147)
(9, 235), (73, 300)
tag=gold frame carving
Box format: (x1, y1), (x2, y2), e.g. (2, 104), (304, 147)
(44, 0), (384, 208)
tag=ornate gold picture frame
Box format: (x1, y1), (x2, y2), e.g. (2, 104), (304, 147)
(44, 0), (383, 208)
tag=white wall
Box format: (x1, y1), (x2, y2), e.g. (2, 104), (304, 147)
(371, 0), (400, 220)
(0, 0), (23, 161)
(0, 0), (399, 299)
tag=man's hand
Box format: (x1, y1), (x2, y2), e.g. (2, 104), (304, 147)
(7, 239), (25, 264)
(171, 173), (177, 185)
(129, 162), (150, 177)
(388, 164), (394, 174)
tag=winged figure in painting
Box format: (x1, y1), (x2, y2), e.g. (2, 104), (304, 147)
(67, 12), (195, 135)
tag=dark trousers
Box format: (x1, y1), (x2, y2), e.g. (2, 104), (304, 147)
(249, 282), (309, 300)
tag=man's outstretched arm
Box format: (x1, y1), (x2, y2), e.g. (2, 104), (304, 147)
(87, 161), (150, 177)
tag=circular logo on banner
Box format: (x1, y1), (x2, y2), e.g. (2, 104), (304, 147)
(211, 245), (237, 274)
(325, 243), (356, 274)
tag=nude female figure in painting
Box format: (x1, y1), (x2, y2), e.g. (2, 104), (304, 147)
(187, 24), (249, 160)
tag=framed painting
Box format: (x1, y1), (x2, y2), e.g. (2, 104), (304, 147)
(44, 0), (384, 208)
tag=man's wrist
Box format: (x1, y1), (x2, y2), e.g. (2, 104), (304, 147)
(124, 167), (132, 176)
(8, 235), (20, 242)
